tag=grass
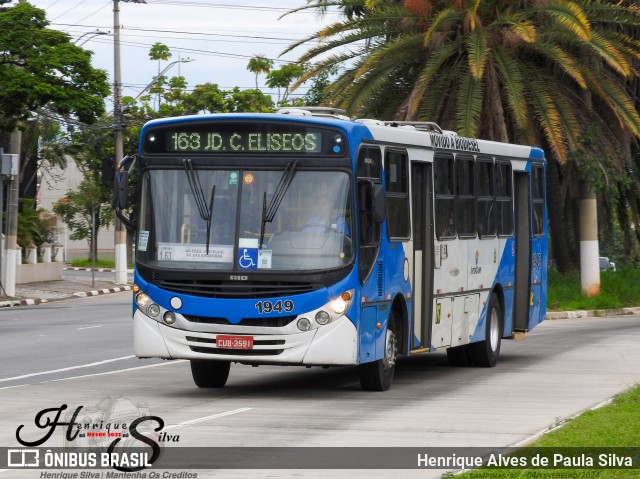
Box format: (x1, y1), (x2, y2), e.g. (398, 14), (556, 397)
(69, 259), (133, 269)
(547, 266), (640, 311)
(453, 385), (640, 478)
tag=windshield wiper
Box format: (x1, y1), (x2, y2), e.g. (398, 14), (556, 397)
(259, 160), (298, 249)
(183, 159), (216, 255)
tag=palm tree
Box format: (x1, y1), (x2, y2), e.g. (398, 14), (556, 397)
(286, 0), (640, 272)
(247, 55), (274, 90)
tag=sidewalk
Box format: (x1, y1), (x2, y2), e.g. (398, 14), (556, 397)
(0, 268), (132, 307)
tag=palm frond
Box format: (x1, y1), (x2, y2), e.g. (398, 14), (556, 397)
(423, 7), (461, 47)
(533, 0), (591, 41)
(530, 41), (586, 88)
(408, 41), (459, 117)
(526, 79), (566, 163)
(456, 66), (484, 136)
(492, 47), (528, 129)
(586, 31), (633, 78)
(466, 28), (489, 80)
(582, 68), (640, 137)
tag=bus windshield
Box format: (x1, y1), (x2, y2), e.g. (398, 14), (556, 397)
(136, 168), (354, 272)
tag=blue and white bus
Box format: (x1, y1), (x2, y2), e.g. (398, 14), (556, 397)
(114, 108), (548, 391)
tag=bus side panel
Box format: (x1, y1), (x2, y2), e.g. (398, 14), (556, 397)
(470, 236), (516, 343)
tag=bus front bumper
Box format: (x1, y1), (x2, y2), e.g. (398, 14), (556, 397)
(133, 310), (358, 366)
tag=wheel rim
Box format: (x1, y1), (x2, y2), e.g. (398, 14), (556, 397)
(382, 328), (397, 372)
(489, 307), (500, 352)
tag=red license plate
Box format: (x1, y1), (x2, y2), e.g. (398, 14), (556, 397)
(216, 335), (253, 349)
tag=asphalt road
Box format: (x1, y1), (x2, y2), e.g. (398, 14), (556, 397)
(1, 293), (639, 479)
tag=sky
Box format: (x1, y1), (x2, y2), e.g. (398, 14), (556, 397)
(24, 0), (341, 104)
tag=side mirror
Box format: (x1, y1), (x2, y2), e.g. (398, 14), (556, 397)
(358, 180), (384, 246)
(112, 155), (137, 231)
(372, 183), (386, 224)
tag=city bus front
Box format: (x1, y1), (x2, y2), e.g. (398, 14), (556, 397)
(128, 116), (362, 387)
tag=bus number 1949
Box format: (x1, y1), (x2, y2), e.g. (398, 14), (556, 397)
(255, 300), (294, 314)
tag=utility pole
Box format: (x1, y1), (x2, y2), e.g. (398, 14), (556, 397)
(2, 131), (21, 296)
(113, 0), (145, 284)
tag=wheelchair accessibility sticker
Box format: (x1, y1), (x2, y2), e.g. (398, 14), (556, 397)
(238, 238), (259, 270)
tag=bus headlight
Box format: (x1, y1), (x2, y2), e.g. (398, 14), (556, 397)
(163, 311), (176, 325)
(315, 310), (331, 325)
(297, 317), (311, 331)
(330, 290), (353, 315)
(311, 289), (354, 327)
(147, 303), (160, 318)
(136, 293), (151, 309)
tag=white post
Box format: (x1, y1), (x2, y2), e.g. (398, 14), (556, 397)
(580, 183), (600, 296)
(54, 243), (64, 262)
(42, 242), (52, 263)
(26, 245), (37, 264)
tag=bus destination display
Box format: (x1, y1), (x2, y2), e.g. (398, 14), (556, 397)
(169, 131), (321, 153)
(143, 122), (347, 156)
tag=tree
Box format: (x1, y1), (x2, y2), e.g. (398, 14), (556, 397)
(0, 3), (109, 132)
(286, 0), (640, 272)
(247, 55), (274, 90)
(266, 63), (305, 105)
(51, 121), (116, 262)
(53, 178), (114, 262)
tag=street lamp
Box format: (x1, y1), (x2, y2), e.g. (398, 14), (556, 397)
(133, 58), (195, 101)
(74, 29), (109, 47)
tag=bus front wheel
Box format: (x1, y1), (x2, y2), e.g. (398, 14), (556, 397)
(358, 313), (398, 391)
(190, 360), (230, 388)
(470, 293), (502, 367)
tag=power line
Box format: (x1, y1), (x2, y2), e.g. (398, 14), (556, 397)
(50, 0), (89, 22)
(52, 22), (310, 41)
(145, 0), (340, 14)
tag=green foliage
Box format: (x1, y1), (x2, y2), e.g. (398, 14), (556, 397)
(148, 42), (171, 62)
(547, 266), (640, 311)
(455, 384), (640, 478)
(246, 55), (274, 90)
(266, 64), (305, 104)
(0, 3), (109, 131)
(17, 198), (57, 261)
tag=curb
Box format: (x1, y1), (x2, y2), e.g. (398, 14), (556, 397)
(0, 285), (132, 308)
(546, 306), (640, 319)
(63, 267), (134, 273)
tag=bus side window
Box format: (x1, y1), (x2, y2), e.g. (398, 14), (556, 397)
(476, 158), (496, 238)
(357, 146), (383, 283)
(496, 161), (513, 236)
(532, 165), (545, 236)
(434, 154), (455, 240)
(384, 150), (410, 240)
(456, 155), (476, 237)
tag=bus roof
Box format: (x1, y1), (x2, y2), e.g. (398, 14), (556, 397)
(141, 112), (546, 161)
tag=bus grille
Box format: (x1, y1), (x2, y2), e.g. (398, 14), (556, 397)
(156, 279), (320, 299)
(183, 315), (297, 327)
(186, 336), (285, 356)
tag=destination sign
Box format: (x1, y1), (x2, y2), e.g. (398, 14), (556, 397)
(168, 131), (321, 153)
(143, 121), (347, 156)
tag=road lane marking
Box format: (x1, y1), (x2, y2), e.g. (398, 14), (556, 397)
(164, 408), (253, 430)
(0, 355), (135, 383)
(0, 360), (185, 390)
(76, 325), (103, 330)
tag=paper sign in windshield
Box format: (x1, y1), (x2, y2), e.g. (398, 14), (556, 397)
(157, 243), (233, 263)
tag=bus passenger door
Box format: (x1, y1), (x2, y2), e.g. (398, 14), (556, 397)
(513, 171), (531, 331)
(411, 162), (434, 348)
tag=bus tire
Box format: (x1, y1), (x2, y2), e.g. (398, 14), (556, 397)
(446, 344), (471, 366)
(190, 360), (230, 388)
(470, 293), (502, 367)
(358, 312), (397, 391)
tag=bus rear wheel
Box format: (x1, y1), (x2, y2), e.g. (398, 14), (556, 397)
(190, 360), (230, 388)
(470, 293), (502, 367)
(358, 313), (397, 391)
